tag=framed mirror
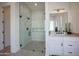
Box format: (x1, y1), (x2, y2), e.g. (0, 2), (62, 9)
(49, 11), (71, 35)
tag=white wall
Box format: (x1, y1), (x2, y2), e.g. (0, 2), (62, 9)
(69, 3), (79, 33)
(31, 10), (45, 41)
(10, 2), (20, 53)
(47, 2), (69, 12)
(45, 2), (50, 55)
(19, 3), (32, 48)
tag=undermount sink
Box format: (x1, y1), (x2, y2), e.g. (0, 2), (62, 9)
(55, 32), (67, 35)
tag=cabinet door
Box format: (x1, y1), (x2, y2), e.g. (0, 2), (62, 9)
(46, 37), (55, 55)
(48, 37), (63, 56)
(53, 37), (63, 55)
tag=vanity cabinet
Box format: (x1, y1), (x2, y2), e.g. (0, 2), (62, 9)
(64, 37), (79, 56)
(46, 36), (79, 56)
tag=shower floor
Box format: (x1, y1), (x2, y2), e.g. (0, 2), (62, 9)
(13, 41), (45, 56)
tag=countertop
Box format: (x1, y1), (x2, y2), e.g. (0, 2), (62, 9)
(49, 33), (79, 37)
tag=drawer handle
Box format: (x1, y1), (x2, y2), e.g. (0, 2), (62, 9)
(68, 45), (72, 46)
(68, 52), (72, 53)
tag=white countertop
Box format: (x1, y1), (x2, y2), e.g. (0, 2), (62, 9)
(49, 34), (79, 37)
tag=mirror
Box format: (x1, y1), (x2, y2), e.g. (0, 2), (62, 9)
(49, 12), (71, 35)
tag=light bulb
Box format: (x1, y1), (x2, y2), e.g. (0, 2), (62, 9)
(34, 3), (37, 6)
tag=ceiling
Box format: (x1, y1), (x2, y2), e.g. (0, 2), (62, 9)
(25, 2), (45, 11)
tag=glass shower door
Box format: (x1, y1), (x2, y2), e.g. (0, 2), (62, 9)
(19, 3), (31, 48)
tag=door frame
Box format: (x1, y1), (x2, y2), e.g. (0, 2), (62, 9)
(0, 5), (11, 53)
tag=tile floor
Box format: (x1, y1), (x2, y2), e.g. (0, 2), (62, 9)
(12, 41), (45, 56)
(0, 46), (10, 53)
(0, 46), (11, 56)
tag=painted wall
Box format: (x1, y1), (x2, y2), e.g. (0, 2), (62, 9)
(19, 3), (32, 48)
(31, 10), (45, 41)
(69, 3), (79, 33)
(45, 2), (50, 55)
(10, 2), (20, 53)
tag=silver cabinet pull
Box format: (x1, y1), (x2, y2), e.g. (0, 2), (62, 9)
(68, 45), (72, 46)
(68, 52), (72, 53)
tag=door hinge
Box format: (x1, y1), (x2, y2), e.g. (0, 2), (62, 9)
(20, 44), (22, 47)
(2, 31), (4, 34)
(19, 15), (22, 18)
(2, 11), (4, 13)
(2, 21), (4, 23)
(3, 41), (4, 44)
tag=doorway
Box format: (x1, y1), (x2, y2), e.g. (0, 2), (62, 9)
(0, 6), (11, 54)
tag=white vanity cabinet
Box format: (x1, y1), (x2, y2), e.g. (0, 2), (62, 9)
(46, 36), (79, 56)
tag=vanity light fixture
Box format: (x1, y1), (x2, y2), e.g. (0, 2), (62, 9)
(51, 8), (66, 13)
(54, 8), (65, 12)
(34, 3), (38, 6)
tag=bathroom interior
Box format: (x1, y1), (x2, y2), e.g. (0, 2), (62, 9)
(18, 2), (45, 55)
(15, 2), (79, 56)
(0, 2), (79, 56)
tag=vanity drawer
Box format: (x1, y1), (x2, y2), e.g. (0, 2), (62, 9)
(64, 48), (79, 56)
(64, 37), (79, 42)
(64, 41), (79, 48)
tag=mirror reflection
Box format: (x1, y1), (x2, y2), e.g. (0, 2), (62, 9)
(49, 12), (72, 35)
